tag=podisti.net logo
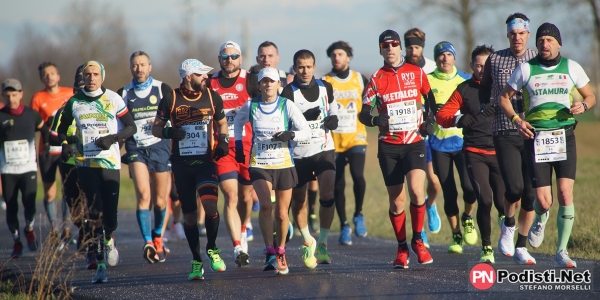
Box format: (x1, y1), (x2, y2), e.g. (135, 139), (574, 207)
(470, 263), (496, 290)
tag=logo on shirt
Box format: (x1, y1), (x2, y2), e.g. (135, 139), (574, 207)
(176, 105), (191, 119)
(221, 93), (239, 101)
(236, 84), (244, 92)
(382, 89), (418, 102)
(129, 98), (137, 103)
(149, 95), (158, 104)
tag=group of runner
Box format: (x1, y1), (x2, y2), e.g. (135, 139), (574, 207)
(1, 11), (595, 283)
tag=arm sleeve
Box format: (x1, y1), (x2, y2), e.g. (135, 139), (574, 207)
(246, 74), (260, 98)
(33, 111), (49, 144)
(436, 90), (463, 128)
(57, 99), (75, 142)
(233, 100), (251, 141)
(116, 111), (136, 141)
(479, 56), (493, 104)
(212, 91), (225, 121)
(160, 83), (174, 103)
(359, 75), (378, 126)
(286, 99), (311, 141)
(156, 90), (173, 122)
(324, 81), (338, 115)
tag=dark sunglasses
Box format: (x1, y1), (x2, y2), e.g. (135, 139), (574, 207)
(220, 54), (241, 60)
(379, 40), (400, 48)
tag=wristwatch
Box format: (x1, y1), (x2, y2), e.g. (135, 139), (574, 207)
(582, 102), (588, 112)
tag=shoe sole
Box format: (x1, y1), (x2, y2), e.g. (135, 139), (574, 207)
(246, 236), (254, 242)
(514, 258), (536, 265)
(235, 252), (250, 267)
(339, 240), (352, 246)
(554, 262), (576, 268)
(317, 259), (331, 264)
(448, 248), (463, 254)
(263, 264), (276, 271)
(411, 247), (433, 264)
(275, 268), (289, 275)
(92, 277), (108, 284)
(143, 245), (158, 264)
(189, 276), (205, 280)
(393, 264), (409, 269)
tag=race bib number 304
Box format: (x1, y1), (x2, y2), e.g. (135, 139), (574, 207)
(534, 129), (566, 163)
(179, 124), (208, 156)
(387, 101), (418, 132)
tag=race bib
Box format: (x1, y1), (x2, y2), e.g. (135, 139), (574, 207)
(254, 140), (284, 166)
(4, 140), (29, 165)
(534, 129), (567, 163)
(134, 117), (161, 147)
(225, 108), (245, 138)
(387, 101), (418, 132)
(81, 127), (111, 158)
(179, 124), (208, 156)
(298, 120), (325, 146)
(333, 108), (357, 133)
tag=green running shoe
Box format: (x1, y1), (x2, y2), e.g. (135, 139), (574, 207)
(300, 239), (317, 269)
(448, 233), (463, 254)
(188, 260), (204, 280)
(462, 218), (478, 245)
(480, 246), (495, 263)
(315, 242), (331, 264)
(207, 248), (226, 272)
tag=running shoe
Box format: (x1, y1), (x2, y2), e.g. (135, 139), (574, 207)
(498, 222), (516, 257)
(234, 245), (249, 267)
(339, 225), (352, 245)
(175, 222), (186, 240)
(105, 236), (119, 267)
(163, 243), (170, 254)
(153, 235), (166, 263)
(554, 249), (577, 268)
(163, 229), (171, 242)
(86, 251), (98, 270)
(300, 239), (317, 269)
(462, 218), (478, 245)
(411, 239), (433, 264)
(206, 248), (226, 272)
(25, 230), (38, 251)
(425, 200), (441, 234)
(528, 211), (549, 248)
(188, 260), (205, 280)
(241, 230), (248, 253)
(315, 243), (331, 264)
(513, 247), (536, 265)
(480, 246), (495, 264)
(92, 263), (108, 284)
(263, 253), (277, 271)
(353, 214), (367, 237)
(252, 201), (259, 212)
(198, 223), (207, 236)
(246, 223), (254, 242)
(11, 241), (23, 258)
(275, 252), (289, 275)
(393, 247), (409, 269)
(309, 214), (320, 234)
(286, 221), (293, 243)
(448, 233), (463, 254)
(143, 241), (158, 264)
(421, 230), (430, 249)
(498, 214), (505, 228)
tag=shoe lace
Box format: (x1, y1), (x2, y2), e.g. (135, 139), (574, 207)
(413, 240), (426, 253)
(276, 253), (287, 266)
(300, 244), (311, 260)
(463, 219), (474, 233)
(316, 243), (328, 255)
(531, 221), (544, 235)
(207, 249), (223, 262)
(557, 249), (569, 260)
(191, 260), (203, 273)
(483, 247), (493, 256)
(452, 233), (462, 245)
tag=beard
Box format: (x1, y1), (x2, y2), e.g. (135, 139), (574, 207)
(220, 63), (240, 76)
(407, 54), (422, 64)
(191, 80), (207, 92)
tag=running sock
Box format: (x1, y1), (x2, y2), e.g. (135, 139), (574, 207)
(307, 190), (317, 216)
(241, 224), (247, 233)
(205, 212), (220, 251)
(409, 203), (425, 239)
(94, 231), (105, 262)
(266, 245), (276, 255)
(557, 204), (575, 252)
(136, 209), (152, 242)
(299, 226), (312, 243)
(504, 215), (516, 227)
(44, 200), (57, 229)
(389, 211), (407, 243)
(233, 240), (241, 247)
(533, 201), (549, 223)
(516, 233), (528, 248)
(183, 222), (202, 261)
(318, 228), (330, 245)
(275, 246), (285, 255)
(461, 213), (472, 221)
(153, 208), (167, 236)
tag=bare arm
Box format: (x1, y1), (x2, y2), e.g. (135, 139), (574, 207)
(570, 83), (596, 114)
(499, 85), (534, 139)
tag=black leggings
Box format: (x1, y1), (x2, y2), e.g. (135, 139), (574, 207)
(334, 146), (367, 225)
(431, 149), (477, 217)
(77, 167), (120, 237)
(2, 172), (37, 238)
(493, 135), (535, 211)
(465, 151), (505, 246)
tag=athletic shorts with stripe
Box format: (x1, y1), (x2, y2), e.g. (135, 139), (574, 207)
(377, 140), (427, 186)
(294, 150), (336, 187)
(216, 148), (251, 185)
(171, 160), (219, 214)
(525, 128), (577, 188)
(124, 144), (171, 173)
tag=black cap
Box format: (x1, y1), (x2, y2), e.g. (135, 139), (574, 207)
(536, 22), (562, 46)
(379, 29), (401, 44)
(74, 64), (84, 89)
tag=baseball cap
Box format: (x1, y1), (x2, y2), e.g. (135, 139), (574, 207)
(258, 67), (280, 82)
(178, 59), (213, 79)
(379, 29), (401, 43)
(2, 78), (22, 91)
(219, 41), (241, 54)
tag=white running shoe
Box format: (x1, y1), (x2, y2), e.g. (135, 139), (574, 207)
(163, 229), (171, 243)
(175, 222), (186, 240)
(554, 249), (577, 268)
(234, 245), (249, 267)
(105, 237), (119, 267)
(513, 247), (536, 265)
(498, 222), (516, 257)
(241, 230), (248, 253)
(0, 200), (6, 211)
(528, 211), (549, 248)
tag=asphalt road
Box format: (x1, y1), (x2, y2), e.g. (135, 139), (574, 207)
(1, 202), (599, 299)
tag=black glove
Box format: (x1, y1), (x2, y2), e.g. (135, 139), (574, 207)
(213, 134), (229, 161)
(1, 119), (14, 138)
(235, 149), (246, 164)
(455, 114), (475, 128)
(480, 103), (496, 117)
(94, 134), (117, 150)
(163, 127), (186, 141)
(271, 131), (295, 142)
(61, 143), (73, 162)
(374, 114), (390, 126)
(302, 107), (322, 121)
(420, 116), (435, 136)
(323, 115), (338, 130)
(66, 135), (78, 144)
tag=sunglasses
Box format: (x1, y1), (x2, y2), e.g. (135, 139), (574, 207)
(379, 40), (400, 48)
(220, 54), (241, 60)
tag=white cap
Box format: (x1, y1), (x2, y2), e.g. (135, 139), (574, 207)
(178, 59), (213, 79)
(219, 41), (241, 54)
(258, 67), (280, 82)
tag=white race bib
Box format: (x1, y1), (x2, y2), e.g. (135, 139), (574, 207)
(254, 140), (284, 166)
(179, 124), (209, 156)
(4, 140), (29, 165)
(333, 108), (357, 133)
(298, 120), (325, 146)
(81, 127), (111, 158)
(534, 129), (567, 163)
(134, 117), (161, 147)
(387, 101), (418, 132)
(225, 108), (245, 138)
